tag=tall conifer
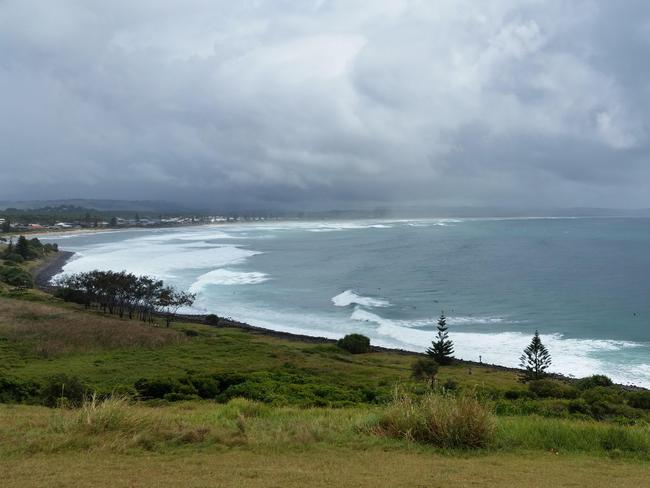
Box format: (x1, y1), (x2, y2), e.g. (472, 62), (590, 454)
(426, 312), (454, 365)
(519, 330), (552, 380)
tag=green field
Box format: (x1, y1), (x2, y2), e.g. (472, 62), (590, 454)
(1, 278), (650, 486)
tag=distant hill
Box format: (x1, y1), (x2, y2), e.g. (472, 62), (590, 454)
(1, 199), (649, 219)
(0, 199), (197, 213)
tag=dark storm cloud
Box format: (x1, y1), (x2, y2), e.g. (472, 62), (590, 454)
(0, 0), (649, 209)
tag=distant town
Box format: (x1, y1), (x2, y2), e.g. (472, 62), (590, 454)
(0, 205), (275, 235)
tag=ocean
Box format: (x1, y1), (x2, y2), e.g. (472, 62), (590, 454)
(43, 217), (650, 387)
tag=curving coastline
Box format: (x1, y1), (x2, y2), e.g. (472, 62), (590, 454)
(30, 248), (646, 390)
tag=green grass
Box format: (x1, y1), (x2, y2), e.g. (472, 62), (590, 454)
(0, 294), (526, 406)
(2, 287), (650, 486)
(1, 397), (649, 459)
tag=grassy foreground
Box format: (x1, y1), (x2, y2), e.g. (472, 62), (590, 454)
(1, 398), (649, 487)
(1, 284), (650, 486)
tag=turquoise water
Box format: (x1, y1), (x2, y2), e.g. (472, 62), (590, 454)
(44, 217), (650, 386)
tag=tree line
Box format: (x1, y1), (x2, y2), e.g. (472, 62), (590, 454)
(56, 270), (195, 326)
(2, 235), (58, 262)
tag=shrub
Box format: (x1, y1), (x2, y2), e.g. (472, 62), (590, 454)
(337, 334), (371, 354)
(3, 253), (24, 264)
(576, 375), (614, 390)
(0, 376), (40, 403)
(0, 266), (33, 288)
(377, 389), (495, 449)
(528, 379), (577, 399)
(628, 391), (650, 410)
(134, 378), (181, 400)
(41, 374), (87, 407)
(411, 358), (439, 381)
(204, 314), (220, 326)
(186, 375), (220, 399)
(581, 386), (622, 405)
(589, 400), (618, 419)
(568, 398), (590, 415)
(504, 389), (532, 400)
(443, 379), (459, 392)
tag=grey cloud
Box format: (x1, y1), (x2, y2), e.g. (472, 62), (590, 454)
(0, 0), (649, 210)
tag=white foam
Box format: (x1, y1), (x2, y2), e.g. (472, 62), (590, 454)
(56, 236), (260, 281)
(332, 290), (391, 308)
(346, 307), (647, 385)
(189, 269), (269, 291)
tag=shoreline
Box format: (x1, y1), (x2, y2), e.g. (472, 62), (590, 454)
(31, 250), (524, 370)
(31, 250), (75, 290)
(35, 248), (647, 390)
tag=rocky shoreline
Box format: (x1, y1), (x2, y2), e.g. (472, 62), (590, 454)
(31, 250), (75, 291)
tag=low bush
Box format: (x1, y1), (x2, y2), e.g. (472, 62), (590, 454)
(337, 334), (371, 354)
(443, 379), (459, 392)
(503, 389), (533, 400)
(494, 398), (571, 418)
(187, 375), (220, 399)
(377, 389), (495, 449)
(2, 253), (24, 264)
(628, 391), (650, 410)
(204, 314), (220, 326)
(411, 358), (438, 381)
(528, 379), (577, 399)
(134, 378), (181, 400)
(568, 398), (590, 415)
(41, 374), (87, 407)
(575, 375), (614, 390)
(581, 386), (622, 405)
(0, 266), (33, 288)
(216, 371), (372, 407)
(0, 376), (40, 403)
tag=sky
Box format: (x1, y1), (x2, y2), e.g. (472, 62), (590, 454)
(0, 0), (649, 211)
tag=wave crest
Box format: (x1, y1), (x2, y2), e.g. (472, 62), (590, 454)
(332, 290), (390, 308)
(189, 269), (269, 292)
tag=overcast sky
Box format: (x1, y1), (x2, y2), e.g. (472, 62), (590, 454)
(1, 1), (649, 210)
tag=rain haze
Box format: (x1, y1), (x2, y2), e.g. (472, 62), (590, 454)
(1, 0), (649, 211)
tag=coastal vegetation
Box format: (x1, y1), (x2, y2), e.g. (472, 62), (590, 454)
(1, 255), (649, 486)
(426, 312), (455, 365)
(55, 270), (195, 326)
(0, 236), (58, 289)
(520, 330), (552, 380)
(337, 333), (371, 354)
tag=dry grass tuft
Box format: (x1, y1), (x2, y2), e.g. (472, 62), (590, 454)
(377, 388), (495, 449)
(0, 298), (183, 355)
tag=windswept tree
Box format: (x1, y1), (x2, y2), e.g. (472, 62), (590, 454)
(156, 287), (195, 327)
(519, 330), (552, 380)
(56, 270), (194, 326)
(426, 311), (454, 365)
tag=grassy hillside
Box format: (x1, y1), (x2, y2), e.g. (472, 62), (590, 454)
(1, 273), (650, 485)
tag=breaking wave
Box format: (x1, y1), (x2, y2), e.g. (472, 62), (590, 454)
(189, 269), (269, 292)
(332, 290), (391, 308)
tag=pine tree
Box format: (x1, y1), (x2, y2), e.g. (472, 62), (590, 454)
(16, 235), (30, 259)
(519, 330), (552, 380)
(426, 311), (454, 365)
